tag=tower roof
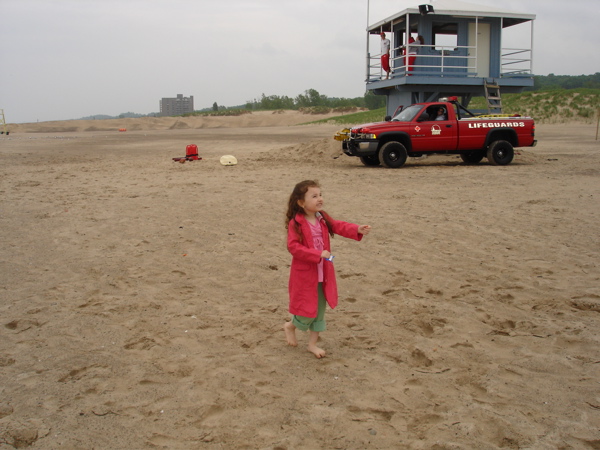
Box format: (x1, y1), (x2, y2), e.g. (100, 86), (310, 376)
(369, 0), (535, 31)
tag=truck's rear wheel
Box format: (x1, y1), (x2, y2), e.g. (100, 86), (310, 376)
(460, 151), (485, 164)
(487, 140), (514, 166)
(379, 141), (408, 168)
(360, 155), (380, 166)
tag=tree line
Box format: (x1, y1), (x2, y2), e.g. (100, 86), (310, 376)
(241, 89), (385, 112)
(84, 73), (600, 120)
(530, 73), (600, 91)
(225, 74), (600, 113)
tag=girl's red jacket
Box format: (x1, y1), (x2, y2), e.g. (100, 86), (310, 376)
(287, 212), (363, 318)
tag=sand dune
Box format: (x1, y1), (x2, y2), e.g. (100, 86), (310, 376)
(7, 110), (343, 134)
(1, 115), (599, 448)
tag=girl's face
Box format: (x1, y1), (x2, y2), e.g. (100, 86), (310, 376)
(298, 186), (323, 215)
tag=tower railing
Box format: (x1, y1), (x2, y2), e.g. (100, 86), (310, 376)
(367, 44), (532, 82)
(500, 48), (533, 77)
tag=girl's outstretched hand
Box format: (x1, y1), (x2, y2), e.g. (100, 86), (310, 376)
(358, 225), (371, 235)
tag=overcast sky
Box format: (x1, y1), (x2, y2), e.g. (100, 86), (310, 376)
(1, 0), (598, 123)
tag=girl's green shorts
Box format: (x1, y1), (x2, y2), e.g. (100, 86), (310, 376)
(292, 283), (327, 332)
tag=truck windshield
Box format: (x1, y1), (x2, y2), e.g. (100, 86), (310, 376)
(391, 105), (422, 122)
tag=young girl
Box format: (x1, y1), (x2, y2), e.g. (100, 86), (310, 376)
(283, 180), (371, 358)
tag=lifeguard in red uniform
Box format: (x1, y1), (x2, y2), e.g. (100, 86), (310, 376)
(380, 32), (391, 79)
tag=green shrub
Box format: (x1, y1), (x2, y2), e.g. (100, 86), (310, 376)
(299, 106), (332, 115)
(303, 108), (387, 126)
(305, 89), (600, 126)
(468, 89), (599, 123)
(182, 109), (251, 117)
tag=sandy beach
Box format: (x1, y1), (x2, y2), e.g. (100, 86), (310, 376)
(1, 111), (599, 449)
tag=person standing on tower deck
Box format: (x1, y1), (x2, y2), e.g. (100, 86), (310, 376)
(406, 35), (424, 75)
(380, 32), (391, 79)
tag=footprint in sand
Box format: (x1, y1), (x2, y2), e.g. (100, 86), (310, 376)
(409, 348), (433, 367)
(4, 319), (43, 333)
(124, 336), (159, 351)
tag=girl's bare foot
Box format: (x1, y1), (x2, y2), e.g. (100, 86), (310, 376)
(283, 322), (297, 346)
(307, 330), (325, 358)
(307, 344), (326, 359)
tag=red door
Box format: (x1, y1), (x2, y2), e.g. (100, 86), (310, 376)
(410, 104), (458, 152)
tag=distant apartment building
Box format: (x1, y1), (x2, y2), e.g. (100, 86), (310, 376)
(159, 94), (194, 116)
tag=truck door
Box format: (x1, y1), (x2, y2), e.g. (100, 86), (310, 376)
(410, 104), (458, 152)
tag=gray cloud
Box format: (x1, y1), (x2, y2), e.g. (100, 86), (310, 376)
(0, 0), (597, 123)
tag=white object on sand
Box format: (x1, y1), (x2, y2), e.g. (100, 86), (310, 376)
(220, 155), (238, 166)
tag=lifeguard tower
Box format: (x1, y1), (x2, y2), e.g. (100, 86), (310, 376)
(367, 0), (536, 116)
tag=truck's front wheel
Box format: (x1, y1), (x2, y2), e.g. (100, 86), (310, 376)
(360, 155), (380, 166)
(487, 140), (514, 166)
(379, 141), (408, 168)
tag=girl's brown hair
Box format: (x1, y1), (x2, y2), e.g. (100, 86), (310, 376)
(285, 180), (334, 242)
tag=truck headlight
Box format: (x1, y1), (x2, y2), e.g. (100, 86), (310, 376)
(360, 133), (376, 140)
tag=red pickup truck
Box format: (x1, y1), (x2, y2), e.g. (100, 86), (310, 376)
(335, 97), (536, 168)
